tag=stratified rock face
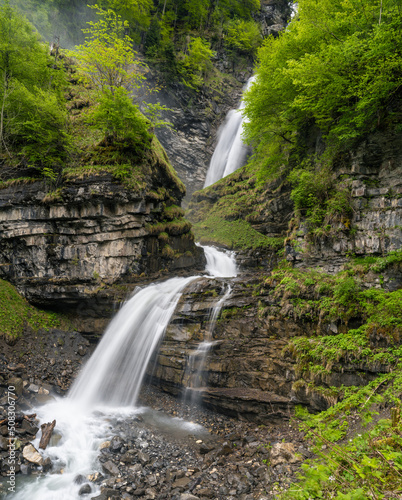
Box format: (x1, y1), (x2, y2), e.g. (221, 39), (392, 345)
(147, 276), (298, 422)
(0, 172), (204, 312)
(147, 269), (400, 422)
(143, 79), (245, 204)
(288, 131), (402, 272)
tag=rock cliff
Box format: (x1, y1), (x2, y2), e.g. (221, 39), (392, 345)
(142, 0), (292, 202)
(0, 139), (204, 324)
(287, 131), (402, 272)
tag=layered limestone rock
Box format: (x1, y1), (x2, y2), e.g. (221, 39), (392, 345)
(146, 276), (305, 421)
(0, 170), (204, 318)
(147, 263), (401, 421)
(287, 131), (402, 272)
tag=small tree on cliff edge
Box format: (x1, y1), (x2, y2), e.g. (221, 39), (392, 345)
(73, 5), (149, 142)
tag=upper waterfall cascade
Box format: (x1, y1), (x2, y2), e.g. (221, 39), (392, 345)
(203, 76), (256, 187)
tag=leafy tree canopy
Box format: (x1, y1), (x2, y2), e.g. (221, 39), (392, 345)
(73, 5), (151, 143)
(244, 0), (402, 178)
(0, 1), (68, 171)
(73, 5), (145, 94)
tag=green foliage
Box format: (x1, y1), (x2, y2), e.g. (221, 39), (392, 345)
(72, 6), (152, 143)
(88, 87), (150, 142)
(96, 0), (152, 39)
(288, 158), (353, 237)
(142, 102), (173, 131)
(225, 19), (262, 58)
(0, 2), (69, 171)
(73, 5), (144, 95)
(179, 37), (215, 90)
(285, 378), (402, 499)
(0, 278), (68, 342)
(187, 164), (286, 252)
(245, 0), (402, 177)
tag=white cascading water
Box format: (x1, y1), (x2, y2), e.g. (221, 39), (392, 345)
(204, 76), (256, 187)
(183, 284), (232, 403)
(203, 245), (237, 278)
(8, 245), (237, 500)
(69, 276), (198, 408)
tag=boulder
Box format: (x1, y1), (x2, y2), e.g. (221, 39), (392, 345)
(22, 444), (43, 465)
(270, 442), (301, 467)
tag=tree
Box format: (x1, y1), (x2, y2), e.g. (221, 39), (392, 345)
(73, 5), (149, 142)
(96, 0), (153, 40)
(179, 37), (215, 90)
(225, 19), (262, 58)
(244, 0), (402, 178)
(0, 1), (68, 168)
(74, 5), (145, 95)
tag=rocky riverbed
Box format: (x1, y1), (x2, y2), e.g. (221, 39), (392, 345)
(0, 339), (308, 500)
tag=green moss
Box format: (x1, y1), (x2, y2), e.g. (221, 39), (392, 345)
(163, 204), (185, 220)
(187, 164), (286, 251)
(147, 218), (192, 236)
(0, 178), (37, 190)
(150, 136), (185, 196)
(194, 215), (284, 251)
(0, 279), (70, 341)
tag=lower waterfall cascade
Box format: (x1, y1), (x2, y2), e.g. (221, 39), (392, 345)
(6, 245), (237, 500)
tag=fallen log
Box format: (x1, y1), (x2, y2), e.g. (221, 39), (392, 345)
(39, 420), (56, 450)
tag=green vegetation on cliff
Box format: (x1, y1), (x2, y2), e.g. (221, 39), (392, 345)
(0, 279), (69, 342)
(187, 164), (286, 251)
(252, 252), (402, 499)
(0, 4), (186, 204)
(245, 0), (402, 177)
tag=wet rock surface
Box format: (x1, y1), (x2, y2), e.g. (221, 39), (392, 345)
(0, 344), (307, 499)
(89, 385), (306, 500)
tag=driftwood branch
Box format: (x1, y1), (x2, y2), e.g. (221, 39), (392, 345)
(39, 420), (56, 450)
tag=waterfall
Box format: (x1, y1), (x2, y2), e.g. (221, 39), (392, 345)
(183, 284), (232, 403)
(69, 276), (198, 409)
(203, 245), (237, 278)
(204, 76), (256, 187)
(8, 245), (237, 500)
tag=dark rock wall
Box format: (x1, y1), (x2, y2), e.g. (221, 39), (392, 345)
(145, 274), (390, 422)
(287, 131), (402, 272)
(0, 173), (204, 320)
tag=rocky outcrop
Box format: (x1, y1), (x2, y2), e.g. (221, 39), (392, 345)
(0, 166), (204, 318)
(146, 276), (299, 421)
(146, 262), (401, 421)
(142, 76), (246, 204)
(257, 0), (293, 37)
(287, 131), (402, 272)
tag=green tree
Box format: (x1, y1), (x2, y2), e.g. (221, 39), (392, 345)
(0, 1), (68, 168)
(89, 86), (149, 141)
(244, 0), (402, 178)
(74, 5), (145, 95)
(73, 5), (149, 142)
(225, 19), (262, 57)
(179, 37), (215, 90)
(96, 0), (153, 39)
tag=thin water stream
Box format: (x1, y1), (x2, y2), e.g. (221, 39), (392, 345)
(7, 246), (237, 500)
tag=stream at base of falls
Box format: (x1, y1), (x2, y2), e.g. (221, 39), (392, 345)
(4, 245), (237, 500)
